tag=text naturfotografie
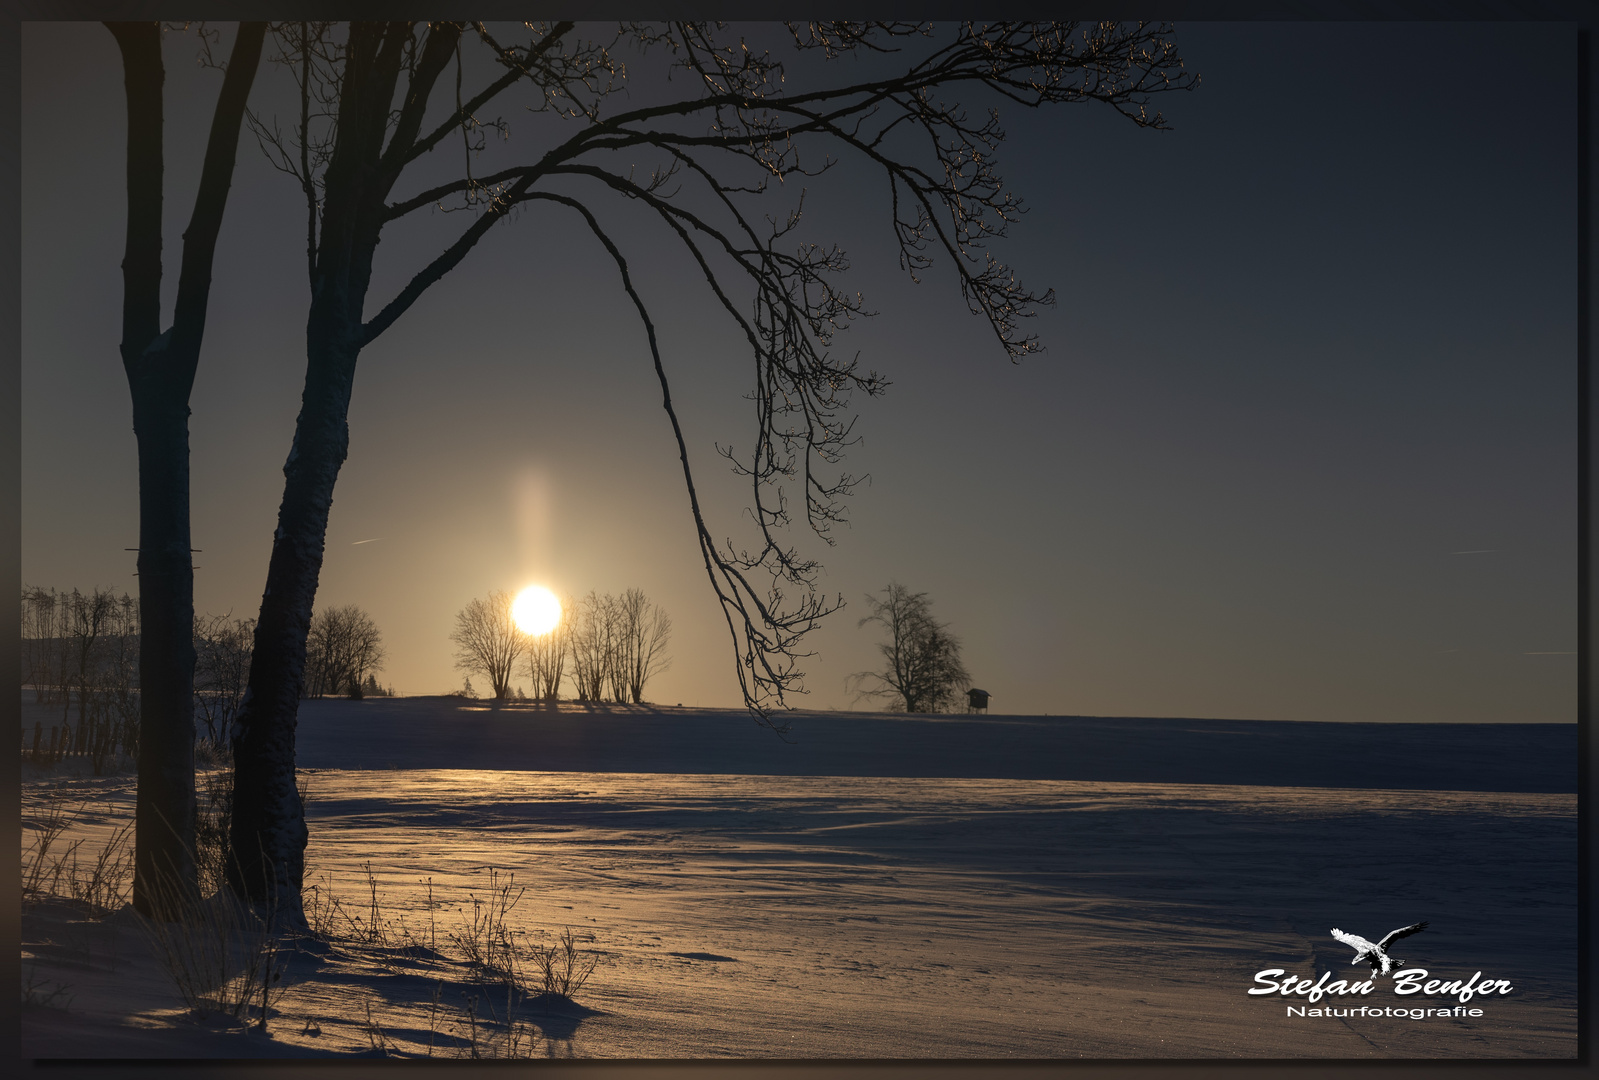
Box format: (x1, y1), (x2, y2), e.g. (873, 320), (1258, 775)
(1286, 1005), (1484, 1019)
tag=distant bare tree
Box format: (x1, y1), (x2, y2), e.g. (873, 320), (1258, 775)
(568, 591), (615, 703)
(451, 591), (527, 701)
(304, 605), (385, 698)
(21, 586), (66, 704)
(522, 597), (571, 706)
(849, 583), (971, 714)
(603, 593), (631, 704)
(99, 594), (142, 765)
(617, 588), (672, 705)
(194, 613), (255, 742)
(65, 588), (121, 734)
(564, 589), (672, 704)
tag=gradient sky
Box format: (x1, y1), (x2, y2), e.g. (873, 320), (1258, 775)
(21, 21), (1576, 722)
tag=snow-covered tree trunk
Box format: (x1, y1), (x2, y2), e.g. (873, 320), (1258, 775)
(226, 23), (413, 914)
(227, 332), (361, 915)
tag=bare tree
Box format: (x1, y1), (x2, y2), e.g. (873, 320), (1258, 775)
(850, 583), (972, 714)
(450, 591), (527, 701)
(303, 604), (385, 698)
(227, 21), (1194, 910)
(603, 594), (631, 704)
(64, 588), (120, 735)
(99, 594), (142, 764)
(194, 614), (255, 743)
(107, 20), (267, 917)
(522, 597), (571, 706)
(617, 588), (672, 705)
(567, 591), (616, 703)
(564, 589), (671, 704)
(21, 586), (66, 704)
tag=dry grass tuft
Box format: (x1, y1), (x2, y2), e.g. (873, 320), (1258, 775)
(22, 794), (135, 915)
(446, 868), (526, 984)
(135, 868), (291, 1028)
(533, 927), (600, 998)
(439, 869), (595, 998)
(70, 821), (135, 912)
(22, 794), (87, 904)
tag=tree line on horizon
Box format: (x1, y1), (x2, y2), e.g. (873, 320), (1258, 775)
(20, 585), (255, 770)
(22, 586), (390, 773)
(451, 588), (672, 706)
(20, 585), (141, 773)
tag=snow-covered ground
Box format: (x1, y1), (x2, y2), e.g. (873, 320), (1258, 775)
(20, 696), (1578, 1059)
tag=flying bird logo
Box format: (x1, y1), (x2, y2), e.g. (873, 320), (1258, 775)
(1330, 921), (1428, 976)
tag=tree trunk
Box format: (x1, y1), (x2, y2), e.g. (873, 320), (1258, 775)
(130, 388), (200, 915)
(108, 20), (264, 919)
(225, 21), (451, 916)
(228, 335), (360, 916)
(106, 21), (200, 918)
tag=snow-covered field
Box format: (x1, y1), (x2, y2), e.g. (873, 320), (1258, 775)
(20, 696), (1578, 1059)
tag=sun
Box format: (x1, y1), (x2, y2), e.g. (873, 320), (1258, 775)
(511, 585), (562, 636)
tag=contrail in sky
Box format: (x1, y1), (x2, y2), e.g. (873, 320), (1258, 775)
(352, 538), (383, 545)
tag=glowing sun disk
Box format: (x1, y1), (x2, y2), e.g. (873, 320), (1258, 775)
(512, 585), (562, 635)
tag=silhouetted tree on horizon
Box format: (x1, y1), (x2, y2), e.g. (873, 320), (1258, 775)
(303, 604), (385, 699)
(63, 588), (122, 734)
(568, 591), (616, 704)
(523, 595), (572, 706)
(850, 583), (971, 714)
(566, 589), (673, 704)
(107, 21), (266, 918)
(618, 588), (672, 705)
(450, 591), (528, 702)
(22, 586), (68, 704)
(223, 20), (1194, 912)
